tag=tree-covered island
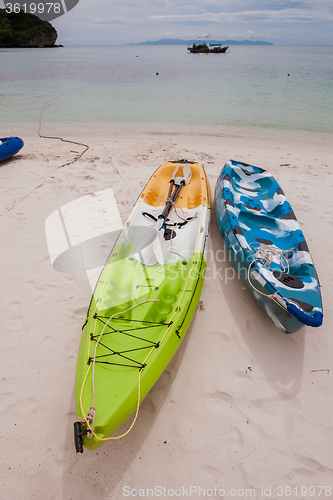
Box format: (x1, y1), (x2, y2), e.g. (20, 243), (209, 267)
(0, 8), (58, 47)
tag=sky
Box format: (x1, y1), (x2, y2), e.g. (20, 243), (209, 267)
(2, 0), (333, 45)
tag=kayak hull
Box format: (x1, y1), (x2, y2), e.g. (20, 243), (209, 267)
(215, 160), (323, 334)
(75, 161), (211, 449)
(0, 137), (24, 162)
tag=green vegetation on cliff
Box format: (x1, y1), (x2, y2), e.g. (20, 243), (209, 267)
(0, 8), (57, 47)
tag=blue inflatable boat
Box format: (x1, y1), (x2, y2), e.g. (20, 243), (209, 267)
(215, 160), (323, 334)
(0, 137), (24, 162)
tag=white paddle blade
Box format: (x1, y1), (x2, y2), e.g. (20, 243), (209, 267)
(171, 165), (179, 181)
(133, 243), (158, 266)
(174, 164), (192, 186)
(153, 230), (169, 265)
(183, 164), (192, 185)
(132, 219), (164, 266)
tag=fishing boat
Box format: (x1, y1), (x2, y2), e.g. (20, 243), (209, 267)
(187, 42), (229, 53)
(215, 160), (323, 334)
(74, 160), (211, 451)
(207, 44), (229, 53)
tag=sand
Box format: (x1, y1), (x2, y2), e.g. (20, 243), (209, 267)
(1, 132), (332, 499)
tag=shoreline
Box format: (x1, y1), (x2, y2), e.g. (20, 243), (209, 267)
(3, 117), (333, 149)
(1, 132), (332, 499)
(4, 126), (333, 151)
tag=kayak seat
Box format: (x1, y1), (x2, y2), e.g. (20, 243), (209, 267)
(141, 162), (210, 210)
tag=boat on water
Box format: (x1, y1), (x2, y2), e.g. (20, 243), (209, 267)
(188, 42), (229, 53)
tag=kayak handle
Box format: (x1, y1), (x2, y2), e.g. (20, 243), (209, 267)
(287, 304), (323, 328)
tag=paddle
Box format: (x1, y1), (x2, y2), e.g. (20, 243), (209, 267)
(153, 164), (192, 264)
(134, 163), (192, 266)
(158, 164), (182, 224)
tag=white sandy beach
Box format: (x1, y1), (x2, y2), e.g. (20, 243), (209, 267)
(1, 132), (332, 499)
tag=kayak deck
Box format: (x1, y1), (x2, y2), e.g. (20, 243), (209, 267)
(75, 161), (211, 450)
(215, 160), (323, 333)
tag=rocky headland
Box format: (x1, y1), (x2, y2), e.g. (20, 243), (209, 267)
(0, 8), (58, 48)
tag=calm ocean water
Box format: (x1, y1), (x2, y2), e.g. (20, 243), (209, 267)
(0, 44), (332, 142)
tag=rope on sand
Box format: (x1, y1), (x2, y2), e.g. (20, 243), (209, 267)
(0, 92), (90, 217)
(38, 93), (89, 167)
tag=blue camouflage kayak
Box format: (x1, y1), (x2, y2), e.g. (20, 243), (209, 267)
(0, 137), (24, 162)
(215, 160), (323, 334)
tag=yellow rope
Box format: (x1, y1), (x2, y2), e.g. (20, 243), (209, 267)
(78, 199), (144, 434)
(78, 195), (207, 443)
(93, 251), (202, 442)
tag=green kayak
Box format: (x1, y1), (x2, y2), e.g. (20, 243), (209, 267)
(74, 160), (211, 451)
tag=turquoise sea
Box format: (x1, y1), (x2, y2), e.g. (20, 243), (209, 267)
(0, 44), (332, 142)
